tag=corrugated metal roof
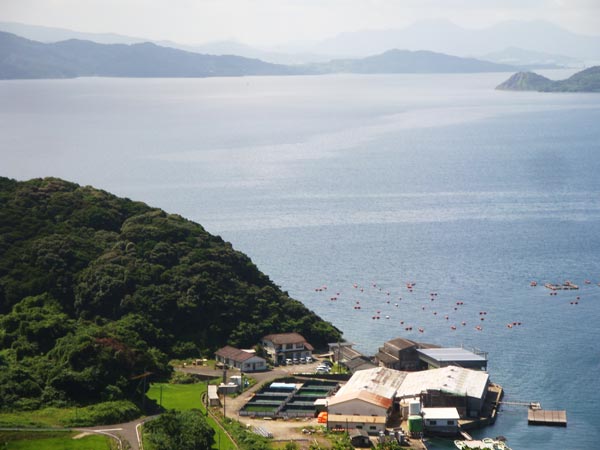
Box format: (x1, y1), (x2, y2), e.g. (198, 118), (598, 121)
(328, 390), (393, 409)
(263, 332), (309, 345)
(375, 350), (399, 364)
(335, 367), (407, 400)
(417, 347), (487, 362)
(386, 338), (417, 351)
(397, 366), (489, 400)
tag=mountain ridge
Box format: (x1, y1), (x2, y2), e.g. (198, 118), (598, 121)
(0, 31), (299, 79)
(0, 31), (516, 79)
(496, 66), (600, 92)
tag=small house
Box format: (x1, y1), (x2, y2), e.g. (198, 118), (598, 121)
(215, 345), (267, 372)
(422, 407), (460, 436)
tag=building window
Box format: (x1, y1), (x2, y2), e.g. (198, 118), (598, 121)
(429, 420), (437, 425)
(356, 425), (363, 429)
(447, 420), (455, 425)
(369, 426), (377, 430)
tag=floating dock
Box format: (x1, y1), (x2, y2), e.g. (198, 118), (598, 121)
(528, 409), (567, 427)
(544, 282), (578, 290)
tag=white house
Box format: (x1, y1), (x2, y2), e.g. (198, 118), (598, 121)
(261, 333), (313, 364)
(214, 345), (267, 372)
(422, 407), (460, 436)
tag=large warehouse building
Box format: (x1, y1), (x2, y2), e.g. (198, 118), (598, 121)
(325, 365), (490, 434)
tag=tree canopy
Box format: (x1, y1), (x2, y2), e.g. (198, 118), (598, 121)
(0, 177), (341, 409)
(145, 410), (215, 450)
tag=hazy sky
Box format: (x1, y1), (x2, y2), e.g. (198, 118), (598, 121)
(1, 0), (599, 46)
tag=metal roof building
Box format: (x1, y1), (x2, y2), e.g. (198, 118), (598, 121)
(397, 366), (489, 399)
(335, 366), (408, 400)
(417, 347), (488, 370)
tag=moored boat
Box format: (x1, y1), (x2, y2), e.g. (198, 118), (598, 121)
(454, 437), (512, 450)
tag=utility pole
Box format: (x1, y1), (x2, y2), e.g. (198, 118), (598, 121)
(159, 384), (163, 408)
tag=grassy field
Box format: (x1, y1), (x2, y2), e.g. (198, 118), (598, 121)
(0, 408), (74, 428)
(147, 382), (206, 410)
(0, 431), (112, 449)
(146, 383), (236, 450)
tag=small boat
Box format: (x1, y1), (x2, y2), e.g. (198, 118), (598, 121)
(454, 437), (512, 450)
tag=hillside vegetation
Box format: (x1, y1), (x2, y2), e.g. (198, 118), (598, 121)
(0, 177), (341, 409)
(496, 66), (600, 92)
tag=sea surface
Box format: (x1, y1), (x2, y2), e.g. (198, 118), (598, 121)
(1, 71), (600, 449)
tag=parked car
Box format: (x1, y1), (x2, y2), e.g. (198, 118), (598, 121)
(300, 357), (307, 364)
(306, 356), (313, 363)
(293, 358), (299, 365)
(285, 358), (292, 365)
(316, 365), (330, 373)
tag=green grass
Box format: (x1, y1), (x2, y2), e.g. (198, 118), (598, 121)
(147, 382), (207, 410)
(0, 401), (140, 428)
(0, 431), (112, 449)
(0, 408), (75, 428)
(146, 382), (236, 450)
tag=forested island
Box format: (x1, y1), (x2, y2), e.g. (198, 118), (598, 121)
(0, 176), (341, 412)
(496, 65), (600, 92)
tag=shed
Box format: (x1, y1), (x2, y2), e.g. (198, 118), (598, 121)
(207, 385), (220, 406)
(349, 429), (371, 447)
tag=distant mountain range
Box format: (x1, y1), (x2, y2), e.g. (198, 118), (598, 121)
(479, 47), (583, 70)
(310, 49), (516, 74)
(0, 31), (298, 79)
(0, 31), (517, 79)
(300, 20), (600, 62)
(0, 21), (334, 65)
(496, 66), (600, 92)
(1, 20), (598, 66)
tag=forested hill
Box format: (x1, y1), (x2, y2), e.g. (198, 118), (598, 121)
(496, 66), (600, 92)
(0, 31), (299, 79)
(0, 177), (341, 409)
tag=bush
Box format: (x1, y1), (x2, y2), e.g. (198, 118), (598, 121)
(170, 371), (197, 384)
(145, 409), (214, 450)
(63, 400), (141, 426)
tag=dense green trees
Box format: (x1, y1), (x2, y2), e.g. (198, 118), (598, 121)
(145, 410), (214, 450)
(0, 177), (341, 409)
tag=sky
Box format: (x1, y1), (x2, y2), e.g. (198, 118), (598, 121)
(1, 0), (599, 46)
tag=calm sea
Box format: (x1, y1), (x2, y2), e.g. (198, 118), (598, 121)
(1, 72), (599, 449)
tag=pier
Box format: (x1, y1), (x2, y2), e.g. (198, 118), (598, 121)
(499, 401), (567, 427)
(528, 409), (567, 427)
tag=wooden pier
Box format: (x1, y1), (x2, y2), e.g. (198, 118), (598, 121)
(528, 409), (567, 427)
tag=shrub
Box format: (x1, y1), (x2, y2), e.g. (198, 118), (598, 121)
(63, 400), (141, 426)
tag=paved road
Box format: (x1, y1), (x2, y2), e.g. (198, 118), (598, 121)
(78, 415), (158, 450)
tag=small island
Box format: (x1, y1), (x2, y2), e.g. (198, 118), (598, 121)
(496, 65), (600, 92)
